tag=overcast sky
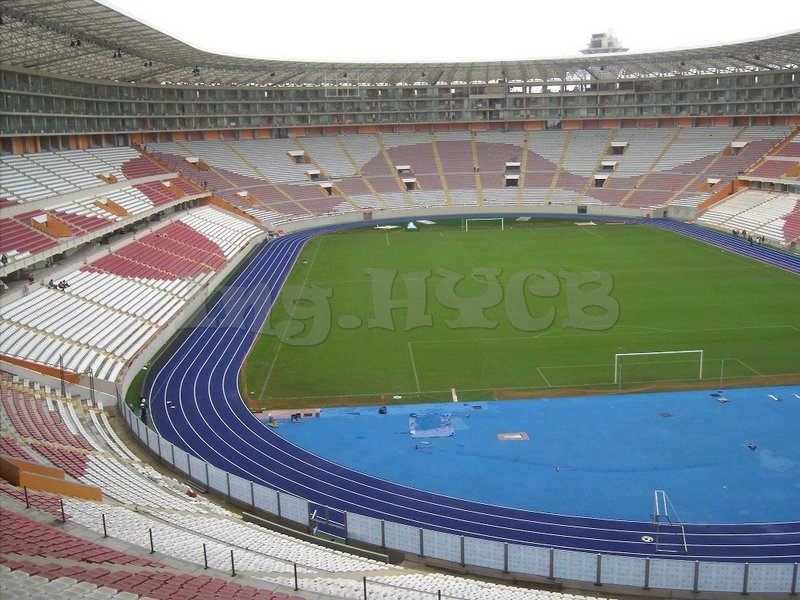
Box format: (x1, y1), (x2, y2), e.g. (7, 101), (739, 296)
(98, 0), (797, 63)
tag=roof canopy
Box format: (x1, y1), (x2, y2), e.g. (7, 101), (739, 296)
(1, 0), (798, 87)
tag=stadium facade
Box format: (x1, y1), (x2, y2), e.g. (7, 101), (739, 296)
(1, 1), (798, 154)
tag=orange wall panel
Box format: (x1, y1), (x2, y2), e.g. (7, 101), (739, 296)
(2, 456), (63, 478)
(697, 180), (735, 211)
(524, 122), (545, 130)
(0, 456), (103, 501)
(0, 355), (80, 383)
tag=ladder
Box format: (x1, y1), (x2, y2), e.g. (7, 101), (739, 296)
(653, 490), (688, 554)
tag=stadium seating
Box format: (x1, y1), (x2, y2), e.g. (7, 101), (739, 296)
(2, 127), (796, 598)
(695, 189), (800, 244)
(142, 127), (794, 218)
(0, 207), (262, 380)
(0, 216), (60, 259)
(0, 510), (303, 599)
(3, 127), (796, 378)
(0, 148), (215, 272)
(0, 372), (616, 600)
(748, 159), (795, 178)
(0, 148), (142, 204)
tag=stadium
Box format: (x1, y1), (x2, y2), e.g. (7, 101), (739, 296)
(1, 1), (799, 598)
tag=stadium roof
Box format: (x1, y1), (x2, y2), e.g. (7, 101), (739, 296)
(1, 0), (799, 87)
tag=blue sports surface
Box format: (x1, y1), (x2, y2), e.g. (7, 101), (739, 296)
(146, 218), (800, 562)
(268, 386), (800, 524)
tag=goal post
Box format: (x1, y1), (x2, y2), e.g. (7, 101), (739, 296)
(463, 217), (504, 232)
(614, 350), (704, 384)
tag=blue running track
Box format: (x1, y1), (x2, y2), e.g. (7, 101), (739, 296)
(145, 217), (800, 563)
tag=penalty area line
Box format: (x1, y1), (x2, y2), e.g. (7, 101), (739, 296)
(537, 367), (552, 387)
(408, 342), (421, 393)
(731, 357), (763, 376)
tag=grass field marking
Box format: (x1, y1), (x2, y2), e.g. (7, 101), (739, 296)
(257, 240), (323, 399)
(537, 367), (553, 387)
(609, 264), (765, 276)
(731, 357), (763, 376)
(580, 226), (602, 238)
(537, 361), (614, 379)
(386, 233), (390, 247)
(408, 341), (421, 392)
(612, 324), (675, 333)
(713, 245), (800, 283)
(528, 323), (797, 341)
(396, 324), (797, 351)
(691, 324), (800, 336)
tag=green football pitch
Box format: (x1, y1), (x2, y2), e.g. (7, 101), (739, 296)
(243, 220), (800, 409)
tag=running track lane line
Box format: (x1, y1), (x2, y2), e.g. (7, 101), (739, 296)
(145, 219), (800, 563)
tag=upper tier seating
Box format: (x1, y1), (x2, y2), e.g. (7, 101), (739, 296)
(0, 148), (141, 204)
(0, 207), (262, 380)
(6, 127), (789, 256)
(0, 148), (210, 267)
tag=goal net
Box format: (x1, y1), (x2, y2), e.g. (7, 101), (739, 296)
(614, 350), (704, 385)
(463, 217), (504, 232)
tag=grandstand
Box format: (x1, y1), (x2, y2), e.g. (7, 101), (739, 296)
(1, 373), (620, 600)
(1, 1), (799, 598)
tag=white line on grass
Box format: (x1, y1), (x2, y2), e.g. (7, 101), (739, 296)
(581, 226), (602, 238)
(529, 323), (796, 341)
(259, 368), (800, 402)
(733, 358), (763, 376)
(537, 367), (552, 387)
(408, 341), (421, 393)
(259, 241), (322, 398)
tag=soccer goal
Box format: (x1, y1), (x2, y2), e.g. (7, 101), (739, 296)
(463, 217), (504, 232)
(614, 350), (704, 385)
